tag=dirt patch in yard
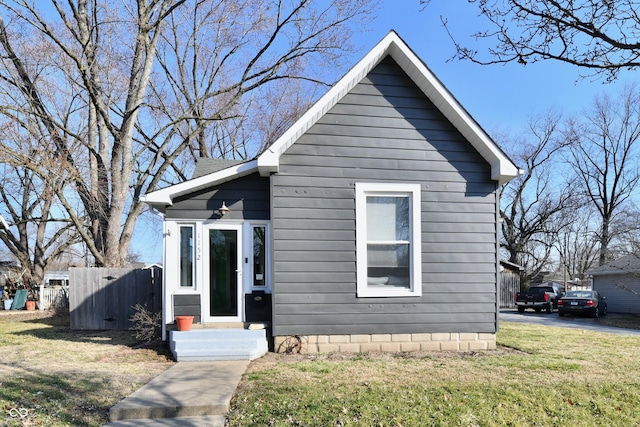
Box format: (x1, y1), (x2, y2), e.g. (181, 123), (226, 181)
(0, 309), (58, 323)
(245, 345), (526, 373)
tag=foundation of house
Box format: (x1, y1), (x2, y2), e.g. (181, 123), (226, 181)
(274, 332), (496, 354)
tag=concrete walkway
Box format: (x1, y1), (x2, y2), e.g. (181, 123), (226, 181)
(103, 360), (249, 427)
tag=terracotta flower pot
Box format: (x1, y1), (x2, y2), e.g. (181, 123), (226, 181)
(25, 300), (36, 311)
(175, 315), (194, 331)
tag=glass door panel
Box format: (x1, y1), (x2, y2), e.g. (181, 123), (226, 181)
(209, 229), (238, 317)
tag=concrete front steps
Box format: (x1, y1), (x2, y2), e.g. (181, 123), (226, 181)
(169, 328), (268, 361)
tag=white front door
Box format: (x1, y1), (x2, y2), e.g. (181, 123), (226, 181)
(202, 224), (243, 323)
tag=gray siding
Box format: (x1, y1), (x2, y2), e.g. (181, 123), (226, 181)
(165, 172), (269, 220)
(173, 294), (202, 323)
(271, 57), (499, 336)
(593, 274), (640, 313)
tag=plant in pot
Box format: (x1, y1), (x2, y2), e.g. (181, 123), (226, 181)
(25, 286), (38, 311)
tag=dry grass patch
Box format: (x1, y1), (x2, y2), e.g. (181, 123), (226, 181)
(0, 311), (173, 426)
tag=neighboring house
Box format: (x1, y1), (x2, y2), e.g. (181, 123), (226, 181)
(142, 31), (519, 354)
(589, 253), (640, 313)
(44, 271), (70, 287)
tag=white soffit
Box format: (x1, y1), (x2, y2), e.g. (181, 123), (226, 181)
(141, 160), (258, 206)
(257, 30), (519, 184)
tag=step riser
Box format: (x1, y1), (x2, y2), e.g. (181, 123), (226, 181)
(110, 403), (228, 421)
(169, 329), (268, 362)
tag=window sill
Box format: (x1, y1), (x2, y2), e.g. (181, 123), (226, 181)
(357, 288), (422, 298)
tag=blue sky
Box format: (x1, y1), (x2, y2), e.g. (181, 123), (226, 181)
(365, 1), (630, 135)
(133, 1), (633, 265)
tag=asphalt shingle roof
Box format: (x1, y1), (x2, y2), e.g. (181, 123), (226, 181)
(588, 253), (640, 275)
(191, 159), (245, 179)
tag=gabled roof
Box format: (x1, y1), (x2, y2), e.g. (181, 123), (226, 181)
(589, 253), (640, 276)
(142, 30), (519, 207)
(257, 30), (519, 183)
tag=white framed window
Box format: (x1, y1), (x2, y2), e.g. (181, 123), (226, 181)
(241, 222), (271, 292)
(251, 224), (268, 289)
(356, 183), (422, 297)
(179, 224), (195, 287)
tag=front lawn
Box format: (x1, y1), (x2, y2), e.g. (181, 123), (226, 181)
(0, 311), (173, 426)
(2, 310), (639, 426)
(228, 322), (640, 426)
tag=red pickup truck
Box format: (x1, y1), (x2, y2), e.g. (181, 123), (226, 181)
(515, 286), (560, 314)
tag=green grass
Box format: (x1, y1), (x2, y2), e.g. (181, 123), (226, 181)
(228, 323), (640, 426)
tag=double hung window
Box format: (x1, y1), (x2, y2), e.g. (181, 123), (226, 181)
(356, 183), (421, 297)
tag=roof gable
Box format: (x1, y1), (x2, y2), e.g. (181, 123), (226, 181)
(257, 30), (519, 184)
(142, 30), (519, 207)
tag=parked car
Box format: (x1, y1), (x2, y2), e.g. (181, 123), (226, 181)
(557, 290), (608, 318)
(515, 285), (560, 313)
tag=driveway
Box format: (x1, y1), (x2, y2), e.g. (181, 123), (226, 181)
(499, 309), (640, 336)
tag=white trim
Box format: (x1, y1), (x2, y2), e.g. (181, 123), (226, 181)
(164, 221), (200, 295)
(178, 224), (196, 289)
(257, 31), (518, 184)
(242, 222), (271, 293)
(141, 160), (259, 207)
(141, 31), (518, 211)
(202, 223), (244, 323)
(355, 183), (422, 298)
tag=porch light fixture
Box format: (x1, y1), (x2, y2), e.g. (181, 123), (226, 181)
(216, 201), (230, 216)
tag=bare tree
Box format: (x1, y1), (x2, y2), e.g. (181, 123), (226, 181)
(0, 29), (85, 282)
(567, 85), (640, 266)
(0, 141), (81, 285)
(0, 0), (374, 268)
(499, 111), (577, 286)
(422, 0), (640, 81)
(608, 205), (640, 255)
(555, 205), (600, 282)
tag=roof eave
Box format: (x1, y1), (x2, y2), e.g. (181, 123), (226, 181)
(389, 37), (519, 184)
(589, 268), (640, 276)
(141, 160), (259, 207)
(256, 30), (519, 184)
(256, 32), (396, 172)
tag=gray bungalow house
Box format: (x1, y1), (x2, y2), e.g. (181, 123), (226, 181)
(142, 31), (519, 358)
(590, 253), (640, 313)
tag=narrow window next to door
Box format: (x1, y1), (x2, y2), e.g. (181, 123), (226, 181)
(179, 225), (194, 287)
(252, 225), (267, 288)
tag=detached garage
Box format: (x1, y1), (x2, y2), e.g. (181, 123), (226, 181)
(590, 253), (640, 314)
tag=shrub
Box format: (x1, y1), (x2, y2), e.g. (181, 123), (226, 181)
(130, 303), (162, 343)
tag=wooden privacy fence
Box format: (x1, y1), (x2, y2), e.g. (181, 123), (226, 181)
(500, 268), (520, 309)
(69, 267), (162, 330)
